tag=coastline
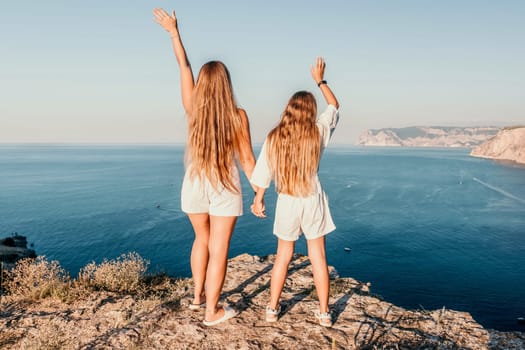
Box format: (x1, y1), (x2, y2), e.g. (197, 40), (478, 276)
(470, 153), (525, 167)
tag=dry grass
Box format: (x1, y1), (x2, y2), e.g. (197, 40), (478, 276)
(140, 272), (192, 303)
(3, 256), (70, 301)
(2, 252), (157, 302)
(78, 252), (149, 294)
(329, 279), (358, 296)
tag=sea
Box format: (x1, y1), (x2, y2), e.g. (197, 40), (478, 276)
(1, 144), (524, 331)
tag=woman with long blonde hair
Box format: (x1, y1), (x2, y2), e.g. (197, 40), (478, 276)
(251, 57), (339, 327)
(154, 8), (256, 326)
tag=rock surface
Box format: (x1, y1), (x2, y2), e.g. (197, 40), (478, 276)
(1, 253), (524, 349)
(470, 127), (525, 164)
(358, 126), (499, 147)
(0, 235), (36, 268)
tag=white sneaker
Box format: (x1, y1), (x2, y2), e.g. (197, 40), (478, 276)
(315, 310), (332, 327)
(265, 305), (281, 322)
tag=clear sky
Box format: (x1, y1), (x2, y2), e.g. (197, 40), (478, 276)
(1, 1), (524, 144)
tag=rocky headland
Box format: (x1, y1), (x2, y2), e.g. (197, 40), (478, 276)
(358, 127), (499, 148)
(1, 253), (524, 349)
(0, 234), (36, 269)
(470, 126), (525, 164)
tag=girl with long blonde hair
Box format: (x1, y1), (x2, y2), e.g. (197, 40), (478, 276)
(251, 57), (340, 327)
(154, 8), (256, 326)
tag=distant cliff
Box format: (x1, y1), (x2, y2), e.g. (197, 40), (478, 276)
(358, 126), (499, 147)
(470, 126), (525, 164)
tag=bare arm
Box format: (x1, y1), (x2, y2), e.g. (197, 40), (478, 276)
(250, 139), (271, 218)
(251, 187), (267, 218)
(310, 57), (339, 109)
(153, 8), (194, 115)
(237, 108), (257, 191)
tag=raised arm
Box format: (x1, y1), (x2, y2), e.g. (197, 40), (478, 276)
(310, 57), (339, 109)
(153, 8), (194, 115)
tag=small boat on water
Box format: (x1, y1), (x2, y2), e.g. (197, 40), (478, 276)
(517, 317), (525, 325)
(344, 247), (351, 252)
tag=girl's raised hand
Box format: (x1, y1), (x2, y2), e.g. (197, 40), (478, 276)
(310, 57), (326, 84)
(153, 8), (178, 34)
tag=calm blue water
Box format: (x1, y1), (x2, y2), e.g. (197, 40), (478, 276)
(1, 144), (524, 331)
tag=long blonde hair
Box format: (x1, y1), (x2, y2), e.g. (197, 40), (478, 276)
(267, 91), (321, 197)
(187, 61), (246, 193)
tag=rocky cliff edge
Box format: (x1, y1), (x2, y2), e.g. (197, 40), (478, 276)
(1, 253), (524, 349)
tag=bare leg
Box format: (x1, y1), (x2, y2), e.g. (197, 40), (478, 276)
(187, 213), (210, 305)
(307, 236), (329, 313)
(204, 215), (237, 322)
(269, 238), (295, 310)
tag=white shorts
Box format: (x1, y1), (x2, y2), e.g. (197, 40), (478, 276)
(181, 167), (243, 217)
(273, 191), (335, 241)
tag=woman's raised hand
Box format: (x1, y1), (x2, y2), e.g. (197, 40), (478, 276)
(153, 8), (178, 35)
(310, 57), (326, 84)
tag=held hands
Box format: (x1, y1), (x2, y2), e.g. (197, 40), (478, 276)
(153, 8), (178, 35)
(250, 198), (266, 218)
(310, 57), (326, 85)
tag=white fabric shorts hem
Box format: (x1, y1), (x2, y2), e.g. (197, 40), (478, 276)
(273, 225), (335, 242)
(182, 208), (243, 217)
